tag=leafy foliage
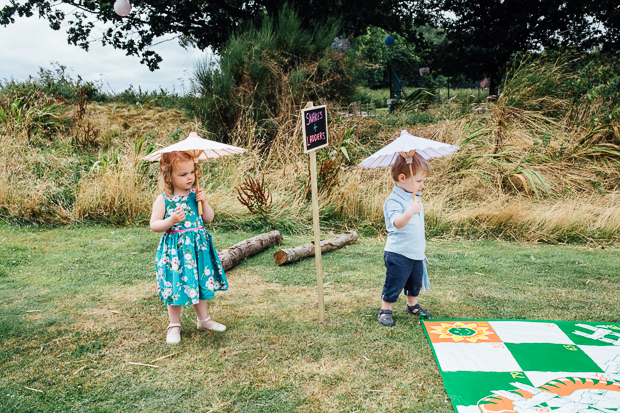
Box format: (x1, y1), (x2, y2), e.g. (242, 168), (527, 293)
(0, 63), (106, 101)
(0, 0), (418, 71)
(187, 6), (357, 144)
(351, 25), (446, 90)
(568, 51), (620, 125)
(352, 26), (420, 89)
(427, 0), (620, 94)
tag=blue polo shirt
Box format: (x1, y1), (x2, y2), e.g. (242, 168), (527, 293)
(383, 185), (426, 260)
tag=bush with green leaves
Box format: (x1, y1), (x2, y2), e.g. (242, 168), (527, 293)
(188, 5), (357, 145)
(505, 51), (620, 123)
(111, 85), (190, 110)
(0, 62), (107, 102)
(569, 51), (620, 125)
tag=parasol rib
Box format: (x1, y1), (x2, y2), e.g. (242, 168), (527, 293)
(426, 147), (446, 158)
(387, 152), (398, 168)
(366, 156), (383, 168)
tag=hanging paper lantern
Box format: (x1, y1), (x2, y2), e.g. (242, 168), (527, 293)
(419, 67), (430, 76)
(114, 0), (131, 16)
(480, 78), (490, 89)
(384, 36), (395, 46)
(331, 37), (351, 53)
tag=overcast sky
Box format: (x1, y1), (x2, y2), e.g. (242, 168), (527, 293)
(0, 2), (211, 94)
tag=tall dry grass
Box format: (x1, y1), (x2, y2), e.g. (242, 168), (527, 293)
(1, 57), (619, 243)
(0, 98), (194, 225)
(0, 101), (73, 223)
(73, 144), (152, 224)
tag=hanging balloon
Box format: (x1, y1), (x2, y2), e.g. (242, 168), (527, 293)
(114, 0), (131, 16)
(384, 36), (395, 46)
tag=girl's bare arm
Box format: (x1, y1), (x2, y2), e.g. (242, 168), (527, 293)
(196, 188), (214, 223)
(150, 195), (183, 232)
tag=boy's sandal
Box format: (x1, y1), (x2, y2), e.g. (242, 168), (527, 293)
(377, 309), (395, 327)
(166, 323), (182, 345)
(407, 304), (433, 318)
(197, 316), (226, 332)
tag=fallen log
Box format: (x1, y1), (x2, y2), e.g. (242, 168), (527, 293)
(218, 230), (283, 271)
(273, 231), (358, 265)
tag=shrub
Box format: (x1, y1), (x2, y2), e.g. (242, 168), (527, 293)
(111, 85), (188, 110)
(187, 5), (358, 146)
(0, 62), (106, 102)
(568, 51), (620, 125)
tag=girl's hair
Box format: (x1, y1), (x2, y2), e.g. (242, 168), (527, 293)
(391, 152), (431, 182)
(158, 151), (200, 196)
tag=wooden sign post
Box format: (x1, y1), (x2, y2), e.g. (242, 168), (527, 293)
(301, 101), (329, 323)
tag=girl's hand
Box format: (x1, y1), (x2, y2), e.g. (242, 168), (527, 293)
(195, 188), (206, 203)
(171, 207), (186, 224)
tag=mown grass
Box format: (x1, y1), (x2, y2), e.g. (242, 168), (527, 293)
(1, 224), (619, 412)
(356, 87), (489, 108)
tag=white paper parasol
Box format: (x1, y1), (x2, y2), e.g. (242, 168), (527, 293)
(143, 132), (246, 161)
(144, 132), (246, 214)
(359, 129), (459, 169)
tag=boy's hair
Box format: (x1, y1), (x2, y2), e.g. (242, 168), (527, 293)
(391, 152), (431, 182)
(158, 151), (200, 196)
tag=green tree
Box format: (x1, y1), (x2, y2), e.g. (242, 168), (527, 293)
(352, 26), (434, 89)
(1, 0), (421, 71)
(429, 0), (620, 94)
(188, 5), (356, 144)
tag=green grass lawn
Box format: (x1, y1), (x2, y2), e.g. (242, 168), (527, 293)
(1, 224), (619, 412)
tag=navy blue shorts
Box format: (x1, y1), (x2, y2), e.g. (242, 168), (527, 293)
(381, 251), (423, 303)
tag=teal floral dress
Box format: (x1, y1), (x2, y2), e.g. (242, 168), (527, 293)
(155, 190), (228, 306)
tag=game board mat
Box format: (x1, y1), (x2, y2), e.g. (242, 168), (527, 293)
(421, 319), (620, 412)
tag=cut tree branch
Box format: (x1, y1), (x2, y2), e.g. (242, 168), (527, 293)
(273, 231), (358, 265)
(218, 230), (283, 271)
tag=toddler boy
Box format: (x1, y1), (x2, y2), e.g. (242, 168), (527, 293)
(378, 152), (432, 327)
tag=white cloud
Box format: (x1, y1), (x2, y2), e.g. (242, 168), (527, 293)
(0, 5), (211, 94)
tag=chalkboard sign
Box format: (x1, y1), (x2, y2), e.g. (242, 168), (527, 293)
(302, 105), (329, 153)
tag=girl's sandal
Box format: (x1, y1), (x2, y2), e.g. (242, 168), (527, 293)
(166, 323), (182, 344)
(197, 316), (226, 332)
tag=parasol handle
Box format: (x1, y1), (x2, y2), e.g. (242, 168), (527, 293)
(191, 156), (203, 216)
(398, 150), (417, 197)
(408, 163), (414, 189)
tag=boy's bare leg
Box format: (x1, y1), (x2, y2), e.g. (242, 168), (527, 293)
(381, 300), (394, 311)
(167, 305), (181, 334)
(406, 296), (419, 306)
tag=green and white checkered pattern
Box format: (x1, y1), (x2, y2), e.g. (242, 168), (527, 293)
(422, 320), (620, 412)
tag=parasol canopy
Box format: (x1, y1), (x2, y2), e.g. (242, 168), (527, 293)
(143, 131), (246, 214)
(359, 129), (459, 169)
(143, 132), (246, 162)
